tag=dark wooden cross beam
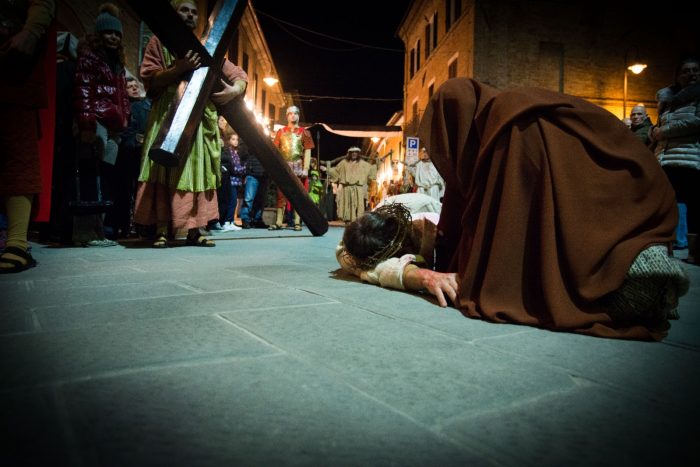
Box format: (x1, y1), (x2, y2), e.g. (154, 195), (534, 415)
(127, 0), (328, 236)
(129, 0), (241, 166)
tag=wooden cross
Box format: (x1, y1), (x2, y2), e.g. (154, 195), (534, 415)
(127, 0), (328, 236)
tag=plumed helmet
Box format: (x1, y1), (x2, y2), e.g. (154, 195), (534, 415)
(286, 106), (300, 115)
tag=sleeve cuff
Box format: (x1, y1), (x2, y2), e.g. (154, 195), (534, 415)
(372, 254), (416, 290)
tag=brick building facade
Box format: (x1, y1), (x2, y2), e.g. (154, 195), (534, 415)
(398, 0), (700, 138)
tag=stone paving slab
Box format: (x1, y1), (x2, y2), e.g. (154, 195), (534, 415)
(1, 227), (698, 466)
(305, 278), (533, 342)
(474, 331), (700, 411)
(31, 287), (337, 332)
(225, 304), (576, 429)
(0, 306), (36, 335)
(0, 314), (281, 388)
(444, 381), (696, 467)
(3, 280), (193, 310)
(233, 264), (352, 291)
(1, 387), (73, 466)
(58, 358), (486, 466)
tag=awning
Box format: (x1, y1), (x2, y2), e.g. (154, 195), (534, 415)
(309, 123), (403, 139)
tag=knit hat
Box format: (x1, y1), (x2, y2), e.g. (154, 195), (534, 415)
(95, 3), (122, 35)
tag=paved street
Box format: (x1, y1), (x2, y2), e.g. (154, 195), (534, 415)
(1, 225), (698, 466)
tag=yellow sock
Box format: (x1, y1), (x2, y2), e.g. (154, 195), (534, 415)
(1, 194), (33, 268)
(275, 208), (284, 226)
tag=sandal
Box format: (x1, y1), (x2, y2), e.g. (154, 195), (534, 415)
(293, 225), (302, 231)
(152, 235), (168, 248)
(268, 224), (283, 231)
(185, 234), (215, 247)
(0, 246), (37, 274)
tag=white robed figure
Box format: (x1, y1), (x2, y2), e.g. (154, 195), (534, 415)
(411, 147), (444, 201)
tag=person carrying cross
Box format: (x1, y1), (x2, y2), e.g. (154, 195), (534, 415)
(133, 0), (247, 248)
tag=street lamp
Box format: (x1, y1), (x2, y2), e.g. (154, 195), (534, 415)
(623, 46), (647, 118)
(263, 76), (278, 87)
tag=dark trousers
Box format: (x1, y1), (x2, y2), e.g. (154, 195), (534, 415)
(105, 145), (141, 237)
(664, 166), (699, 233)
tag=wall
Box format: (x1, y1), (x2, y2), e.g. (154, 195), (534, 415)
(401, 0), (700, 126)
(57, 0), (143, 76)
(400, 0), (476, 138)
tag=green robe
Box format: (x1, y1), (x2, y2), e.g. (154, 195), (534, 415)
(138, 47), (221, 193)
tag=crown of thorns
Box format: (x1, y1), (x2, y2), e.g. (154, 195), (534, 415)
(347, 203), (413, 270)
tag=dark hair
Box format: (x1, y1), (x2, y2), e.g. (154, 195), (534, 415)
(342, 203), (412, 270)
(78, 32), (127, 68)
(223, 128), (237, 145)
(675, 57), (700, 84)
(677, 57), (700, 73)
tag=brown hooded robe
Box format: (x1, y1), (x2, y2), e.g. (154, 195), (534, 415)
(419, 78), (678, 340)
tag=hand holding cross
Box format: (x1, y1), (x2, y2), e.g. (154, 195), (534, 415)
(128, 0), (328, 236)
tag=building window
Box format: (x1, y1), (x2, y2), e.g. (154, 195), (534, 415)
(432, 13), (438, 50)
(242, 52), (249, 74)
(448, 58), (458, 79)
(424, 13), (438, 58)
(261, 89), (267, 114)
(428, 81), (435, 99)
(269, 104), (276, 123)
(412, 99), (418, 120)
(228, 30), (239, 65)
(424, 24), (430, 59)
(416, 39), (421, 70)
(410, 38), (422, 78)
(446, 0), (462, 31)
(253, 72), (258, 106)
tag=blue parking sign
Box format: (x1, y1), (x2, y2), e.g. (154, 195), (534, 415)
(406, 136), (420, 165)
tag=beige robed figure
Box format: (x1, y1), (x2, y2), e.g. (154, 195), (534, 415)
(327, 147), (377, 223)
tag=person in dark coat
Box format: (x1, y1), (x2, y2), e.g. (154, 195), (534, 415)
(48, 31), (79, 245)
(239, 139), (268, 229)
(629, 104), (653, 146)
(105, 76), (151, 238)
(651, 57), (700, 264)
(217, 130), (245, 231)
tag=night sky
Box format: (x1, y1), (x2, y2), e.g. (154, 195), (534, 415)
(253, 0), (412, 127)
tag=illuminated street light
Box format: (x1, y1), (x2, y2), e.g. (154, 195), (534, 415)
(628, 63), (647, 74)
(263, 76), (279, 87)
(623, 46), (647, 118)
